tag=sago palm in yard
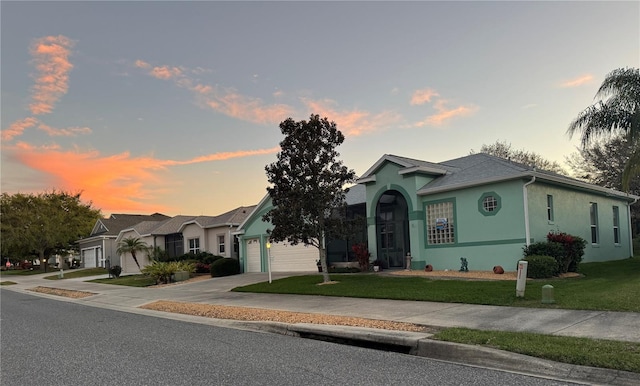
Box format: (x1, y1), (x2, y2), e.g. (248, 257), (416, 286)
(116, 237), (150, 270)
(567, 67), (640, 191)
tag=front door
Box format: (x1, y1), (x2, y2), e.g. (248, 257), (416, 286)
(376, 191), (409, 268)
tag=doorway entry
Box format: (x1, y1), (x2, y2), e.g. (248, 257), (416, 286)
(375, 190), (410, 268)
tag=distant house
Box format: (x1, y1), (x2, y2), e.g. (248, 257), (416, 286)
(113, 206), (255, 274)
(77, 213), (170, 269)
(77, 207), (255, 273)
(236, 153), (638, 272)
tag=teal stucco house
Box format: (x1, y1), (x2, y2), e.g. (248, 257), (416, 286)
(236, 153), (637, 272)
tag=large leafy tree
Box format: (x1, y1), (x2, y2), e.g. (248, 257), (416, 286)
(470, 140), (566, 174)
(0, 191), (101, 270)
(567, 67), (640, 191)
(263, 114), (356, 283)
(566, 135), (640, 234)
(116, 237), (150, 270)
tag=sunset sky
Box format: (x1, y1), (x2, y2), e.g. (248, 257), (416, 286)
(2, 1), (638, 217)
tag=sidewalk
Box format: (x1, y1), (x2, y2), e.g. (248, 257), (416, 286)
(2, 270), (639, 385)
(3, 270), (638, 343)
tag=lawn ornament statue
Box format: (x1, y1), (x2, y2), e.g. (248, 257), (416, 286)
(459, 257), (469, 272)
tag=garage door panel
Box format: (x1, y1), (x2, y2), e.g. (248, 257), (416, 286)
(270, 242), (317, 272)
(246, 238), (261, 273)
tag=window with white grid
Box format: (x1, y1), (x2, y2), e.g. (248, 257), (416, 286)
(426, 201), (455, 244)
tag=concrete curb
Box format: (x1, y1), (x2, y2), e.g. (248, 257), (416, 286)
(251, 322), (639, 386)
(2, 283), (638, 385)
(415, 340), (639, 386)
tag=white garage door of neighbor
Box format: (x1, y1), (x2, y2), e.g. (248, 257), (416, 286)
(83, 249), (97, 268)
(269, 242), (317, 272)
(246, 238), (262, 273)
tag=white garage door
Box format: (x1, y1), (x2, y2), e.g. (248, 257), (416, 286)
(246, 238), (262, 273)
(82, 248), (97, 268)
(269, 242), (318, 272)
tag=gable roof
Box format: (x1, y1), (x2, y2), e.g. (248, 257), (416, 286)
(359, 153), (638, 202)
(357, 154), (449, 183)
(178, 206), (257, 231)
(88, 213), (170, 237)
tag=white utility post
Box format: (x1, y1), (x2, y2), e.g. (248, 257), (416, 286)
(516, 260), (528, 297)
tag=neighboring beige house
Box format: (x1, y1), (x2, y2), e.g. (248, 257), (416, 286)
(77, 213), (170, 269)
(114, 206), (255, 274)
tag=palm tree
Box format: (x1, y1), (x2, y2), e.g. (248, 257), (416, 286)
(567, 67), (640, 191)
(116, 237), (150, 270)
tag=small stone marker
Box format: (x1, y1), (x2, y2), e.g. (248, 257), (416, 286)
(541, 284), (555, 304)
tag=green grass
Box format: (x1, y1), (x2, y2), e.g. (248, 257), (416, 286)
(233, 257), (640, 312)
(433, 327), (640, 373)
(0, 269), (53, 276)
(89, 274), (156, 287)
(0, 281), (17, 286)
(44, 268), (108, 280)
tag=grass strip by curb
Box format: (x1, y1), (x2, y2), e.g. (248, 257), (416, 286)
(0, 281), (17, 286)
(433, 327), (640, 373)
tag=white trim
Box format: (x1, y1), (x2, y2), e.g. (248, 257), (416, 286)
(418, 171), (638, 202)
(236, 194), (270, 231)
(523, 176), (536, 247)
(398, 166), (447, 176)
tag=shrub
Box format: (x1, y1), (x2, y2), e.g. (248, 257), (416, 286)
(206, 255), (224, 265)
(210, 258), (240, 277)
(351, 243), (370, 272)
(194, 262), (210, 273)
(109, 265), (122, 278)
(524, 255), (557, 279)
(142, 261), (174, 284)
(523, 241), (562, 275)
(546, 231), (586, 273)
(328, 267), (361, 273)
(170, 261), (195, 274)
(149, 246), (170, 262)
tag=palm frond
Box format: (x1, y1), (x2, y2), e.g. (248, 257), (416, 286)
(597, 67), (640, 100)
(622, 144), (640, 192)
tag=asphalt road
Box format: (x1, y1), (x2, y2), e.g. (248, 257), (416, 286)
(1, 291), (580, 386)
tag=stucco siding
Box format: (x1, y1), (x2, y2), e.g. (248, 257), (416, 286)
(182, 224), (205, 253)
(528, 183), (633, 262)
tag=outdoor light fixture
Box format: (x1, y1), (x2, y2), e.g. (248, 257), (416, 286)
(266, 242), (272, 284)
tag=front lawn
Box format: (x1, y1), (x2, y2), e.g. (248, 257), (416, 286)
(434, 328), (640, 373)
(0, 268), (55, 276)
(89, 274), (156, 287)
(44, 268), (108, 280)
(232, 257), (640, 312)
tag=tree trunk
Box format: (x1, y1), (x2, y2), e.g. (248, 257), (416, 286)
(39, 250), (47, 272)
(319, 246), (330, 283)
(130, 252), (141, 270)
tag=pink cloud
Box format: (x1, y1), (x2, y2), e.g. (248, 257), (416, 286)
(4, 143), (278, 214)
(29, 36), (74, 115)
(38, 123), (92, 137)
(416, 100), (479, 127)
(192, 84), (213, 95)
(136, 59), (294, 124)
(303, 99), (402, 136)
(410, 88), (440, 105)
(150, 66), (183, 80)
(205, 91), (294, 124)
(134, 59), (151, 69)
(559, 74), (594, 88)
(165, 147), (279, 166)
(2, 117), (39, 141)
